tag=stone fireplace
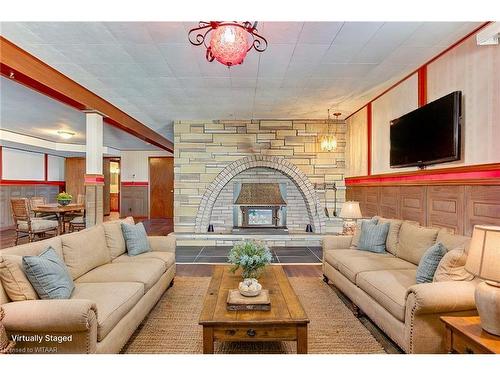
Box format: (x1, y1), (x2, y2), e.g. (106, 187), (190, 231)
(234, 183), (287, 230)
(174, 119), (347, 244)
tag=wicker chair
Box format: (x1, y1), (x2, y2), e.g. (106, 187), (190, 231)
(29, 196), (57, 220)
(10, 198), (59, 245)
(69, 210), (86, 232)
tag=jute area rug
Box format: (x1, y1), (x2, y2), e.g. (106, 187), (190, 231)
(122, 276), (385, 354)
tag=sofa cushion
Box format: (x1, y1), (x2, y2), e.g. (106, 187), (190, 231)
(22, 247), (75, 299)
(18, 219), (59, 232)
(358, 220), (390, 253)
(435, 229), (470, 253)
(351, 218), (378, 249)
(121, 222), (151, 256)
(61, 225), (111, 280)
(102, 217), (135, 260)
(416, 243), (447, 283)
(434, 246), (474, 282)
(0, 237), (63, 258)
(357, 269), (417, 322)
(397, 222), (439, 265)
(324, 249), (416, 283)
(0, 254), (38, 301)
(71, 282), (144, 341)
(377, 217), (403, 255)
(75, 260), (165, 292)
(113, 251), (175, 269)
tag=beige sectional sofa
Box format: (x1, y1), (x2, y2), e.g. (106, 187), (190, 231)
(322, 217), (478, 354)
(0, 219), (176, 354)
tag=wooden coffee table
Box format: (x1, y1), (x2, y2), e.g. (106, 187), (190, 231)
(199, 265), (309, 354)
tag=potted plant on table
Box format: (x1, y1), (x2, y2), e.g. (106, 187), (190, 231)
(56, 191), (73, 206)
(228, 240), (272, 297)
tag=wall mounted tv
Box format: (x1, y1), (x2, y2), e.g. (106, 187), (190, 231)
(390, 91), (462, 169)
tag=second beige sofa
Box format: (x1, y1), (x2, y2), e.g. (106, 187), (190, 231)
(322, 218), (478, 354)
(0, 218), (176, 354)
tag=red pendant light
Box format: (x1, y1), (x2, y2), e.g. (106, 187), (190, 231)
(209, 25), (249, 66)
(188, 22), (268, 67)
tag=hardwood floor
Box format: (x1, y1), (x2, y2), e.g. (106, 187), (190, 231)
(176, 264), (323, 278)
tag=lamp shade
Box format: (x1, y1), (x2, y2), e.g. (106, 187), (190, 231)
(465, 225), (500, 283)
(339, 201), (362, 219)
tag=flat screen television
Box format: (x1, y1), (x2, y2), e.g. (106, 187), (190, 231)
(390, 91), (462, 168)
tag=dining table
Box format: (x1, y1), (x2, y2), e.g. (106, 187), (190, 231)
(32, 203), (85, 234)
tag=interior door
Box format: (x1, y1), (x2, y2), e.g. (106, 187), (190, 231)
(149, 157), (174, 219)
(103, 158), (111, 216)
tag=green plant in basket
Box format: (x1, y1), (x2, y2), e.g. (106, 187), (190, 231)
(56, 191), (73, 206)
(228, 240), (272, 279)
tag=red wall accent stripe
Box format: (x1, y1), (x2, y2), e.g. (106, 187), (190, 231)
(44, 153), (48, 181)
(345, 169), (500, 185)
(418, 65), (427, 107)
(84, 175), (105, 184)
(0, 180), (65, 186)
(0, 146), (2, 180)
(366, 103), (372, 176)
(121, 181), (149, 186)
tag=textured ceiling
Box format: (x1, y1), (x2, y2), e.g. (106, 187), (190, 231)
(0, 22), (481, 142)
(0, 77), (161, 150)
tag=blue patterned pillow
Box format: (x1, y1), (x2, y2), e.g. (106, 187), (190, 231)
(416, 242), (447, 283)
(22, 247), (74, 299)
(121, 222), (151, 256)
(358, 221), (390, 253)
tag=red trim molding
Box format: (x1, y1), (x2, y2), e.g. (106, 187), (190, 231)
(366, 103), (372, 176)
(84, 174), (105, 185)
(44, 153), (48, 181)
(418, 66), (427, 107)
(0, 146), (3, 180)
(121, 181), (149, 186)
(0, 180), (65, 186)
(345, 163), (500, 186)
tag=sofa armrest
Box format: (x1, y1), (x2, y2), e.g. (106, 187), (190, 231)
(322, 235), (353, 250)
(406, 280), (478, 315)
(149, 235), (176, 253)
(2, 299), (97, 332)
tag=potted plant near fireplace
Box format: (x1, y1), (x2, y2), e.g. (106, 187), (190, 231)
(228, 240), (272, 297)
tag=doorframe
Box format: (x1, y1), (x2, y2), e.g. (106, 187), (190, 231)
(148, 156), (174, 219)
(106, 157), (121, 214)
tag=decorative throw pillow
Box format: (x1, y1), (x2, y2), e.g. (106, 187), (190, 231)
(351, 218), (378, 249)
(397, 222), (439, 265)
(377, 217), (403, 255)
(121, 222), (151, 256)
(433, 246), (475, 282)
(357, 221), (390, 253)
(416, 242), (447, 283)
(22, 247), (75, 299)
(0, 255), (39, 301)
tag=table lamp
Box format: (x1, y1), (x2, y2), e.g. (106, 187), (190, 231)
(339, 201), (362, 236)
(465, 225), (500, 336)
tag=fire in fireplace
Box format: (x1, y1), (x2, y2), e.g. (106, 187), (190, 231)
(233, 183), (287, 229)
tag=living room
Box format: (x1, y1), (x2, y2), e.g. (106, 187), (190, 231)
(1, 0), (500, 373)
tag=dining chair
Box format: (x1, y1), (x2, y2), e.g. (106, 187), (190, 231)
(29, 196), (57, 220)
(10, 198), (59, 245)
(69, 209), (86, 232)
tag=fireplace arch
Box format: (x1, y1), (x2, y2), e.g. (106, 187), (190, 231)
(194, 155), (325, 233)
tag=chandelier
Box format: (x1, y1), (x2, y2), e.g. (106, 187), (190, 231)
(188, 21), (268, 67)
(319, 109), (341, 152)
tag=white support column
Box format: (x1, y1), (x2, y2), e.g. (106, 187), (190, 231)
(86, 112), (103, 174)
(85, 112), (104, 227)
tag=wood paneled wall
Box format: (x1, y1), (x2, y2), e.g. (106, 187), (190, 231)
(121, 185), (148, 218)
(346, 184), (500, 236)
(64, 157), (85, 198)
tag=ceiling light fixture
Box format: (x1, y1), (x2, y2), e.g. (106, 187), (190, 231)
(319, 109), (340, 152)
(188, 21), (268, 67)
(57, 130), (75, 140)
